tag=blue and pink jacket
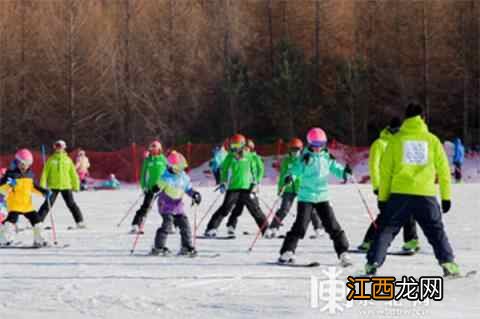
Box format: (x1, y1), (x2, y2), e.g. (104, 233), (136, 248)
(155, 169), (195, 215)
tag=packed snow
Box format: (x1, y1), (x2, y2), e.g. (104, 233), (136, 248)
(0, 180), (478, 319)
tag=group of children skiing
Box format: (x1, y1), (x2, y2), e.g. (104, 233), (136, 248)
(0, 102), (462, 276)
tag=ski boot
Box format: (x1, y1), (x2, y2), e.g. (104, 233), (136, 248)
(357, 241), (372, 252)
(0, 223), (15, 246)
(339, 252), (353, 267)
(33, 224), (48, 248)
(402, 239), (420, 254)
(441, 262), (460, 277)
(149, 247), (171, 256)
(278, 251), (295, 264)
(204, 228), (217, 238)
(178, 246), (198, 257)
(310, 228), (325, 239)
(264, 228), (276, 239)
(365, 262), (379, 276)
(226, 226), (236, 237)
(76, 222), (87, 229)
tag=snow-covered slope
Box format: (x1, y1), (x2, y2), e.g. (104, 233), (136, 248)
(0, 184), (478, 319)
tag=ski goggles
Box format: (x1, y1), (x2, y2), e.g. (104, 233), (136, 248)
(17, 158), (33, 167)
(230, 143), (244, 152)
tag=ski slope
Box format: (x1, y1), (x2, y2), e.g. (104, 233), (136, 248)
(0, 184), (479, 319)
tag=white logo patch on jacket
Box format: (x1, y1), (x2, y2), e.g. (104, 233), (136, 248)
(403, 141), (428, 165)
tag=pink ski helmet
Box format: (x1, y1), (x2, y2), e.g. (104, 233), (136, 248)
(306, 128), (327, 148)
(167, 151), (187, 173)
(15, 149), (34, 167)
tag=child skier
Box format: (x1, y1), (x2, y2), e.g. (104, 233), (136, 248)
(0, 149), (50, 247)
(266, 137), (324, 239)
(38, 140), (85, 228)
(278, 128), (352, 266)
(75, 149), (90, 190)
(204, 134), (268, 237)
(93, 174), (121, 190)
(149, 151), (201, 256)
(209, 141), (228, 185)
(225, 138), (264, 236)
(130, 140), (167, 234)
(452, 137), (464, 183)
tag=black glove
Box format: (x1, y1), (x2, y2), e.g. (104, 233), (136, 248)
(328, 153), (336, 160)
(441, 200), (451, 213)
(192, 191), (202, 205)
(373, 189), (379, 196)
(343, 164), (352, 180)
(149, 185), (160, 193)
(284, 175), (293, 185)
(303, 152), (311, 164)
(378, 201), (387, 212)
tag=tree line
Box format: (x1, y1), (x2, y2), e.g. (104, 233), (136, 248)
(0, 0), (479, 153)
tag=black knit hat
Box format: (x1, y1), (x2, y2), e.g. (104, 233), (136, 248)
(389, 117), (402, 130)
(405, 103), (424, 118)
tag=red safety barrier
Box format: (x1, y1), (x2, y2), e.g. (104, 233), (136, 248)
(0, 140), (372, 183)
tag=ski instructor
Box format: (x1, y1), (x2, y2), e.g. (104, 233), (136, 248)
(365, 103), (459, 276)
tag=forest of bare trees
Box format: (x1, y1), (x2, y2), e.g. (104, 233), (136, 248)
(0, 0), (479, 153)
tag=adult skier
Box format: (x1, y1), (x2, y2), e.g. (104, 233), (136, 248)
(365, 103), (459, 276)
(357, 117), (420, 254)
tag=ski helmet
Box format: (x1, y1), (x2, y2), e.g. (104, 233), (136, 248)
(306, 128), (327, 148)
(53, 140), (67, 150)
(247, 139), (255, 151)
(230, 134), (246, 151)
(15, 149), (34, 167)
(149, 140), (162, 155)
(288, 138), (304, 150)
(167, 151), (188, 173)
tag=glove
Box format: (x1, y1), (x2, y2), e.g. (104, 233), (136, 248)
(303, 152), (311, 164)
(215, 183), (226, 194)
(6, 177), (16, 187)
(150, 185), (160, 193)
(378, 201), (387, 212)
(441, 200), (451, 213)
(343, 164), (352, 180)
(328, 153), (336, 160)
(192, 191), (202, 205)
(373, 189), (379, 196)
(284, 175), (293, 185)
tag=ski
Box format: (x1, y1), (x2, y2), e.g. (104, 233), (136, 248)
(0, 243), (69, 249)
(196, 235), (236, 240)
(265, 261), (321, 268)
(142, 252), (221, 258)
(444, 270), (477, 279)
(348, 249), (416, 256)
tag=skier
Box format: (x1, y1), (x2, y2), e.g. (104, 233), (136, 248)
(0, 149), (50, 247)
(225, 138), (264, 236)
(357, 117), (420, 254)
(130, 140), (167, 234)
(149, 151), (201, 256)
(93, 174), (121, 190)
(452, 137), (464, 183)
(75, 149), (90, 191)
(204, 134), (268, 237)
(38, 140), (86, 228)
(265, 137), (324, 239)
(209, 141), (228, 185)
(278, 128), (352, 266)
(365, 103), (459, 276)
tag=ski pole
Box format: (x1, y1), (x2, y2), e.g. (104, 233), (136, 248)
(117, 192), (144, 227)
(195, 191), (223, 230)
(350, 175), (378, 229)
(192, 203), (199, 249)
(247, 187), (285, 253)
(258, 196), (284, 227)
(41, 145), (58, 245)
(130, 193), (159, 254)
